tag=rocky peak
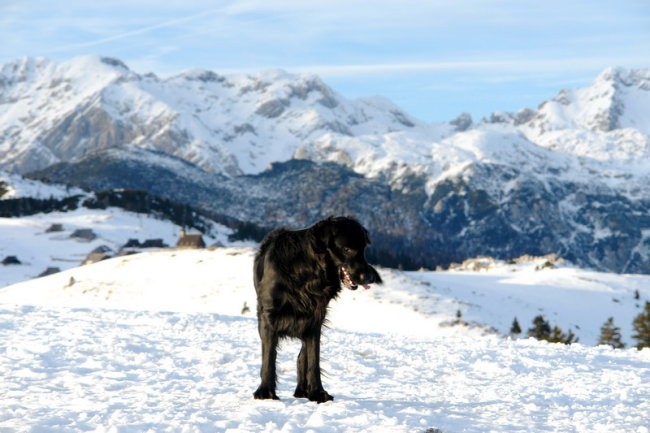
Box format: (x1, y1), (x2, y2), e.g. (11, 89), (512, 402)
(517, 66), (650, 140)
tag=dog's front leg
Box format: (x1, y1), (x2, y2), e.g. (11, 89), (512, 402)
(294, 343), (308, 398)
(254, 311), (279, 400)
(304, 327), (333, 403)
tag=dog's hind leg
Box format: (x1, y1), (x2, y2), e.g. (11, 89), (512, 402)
(294, 343), (308, 398)
(253, 309), (279, 400)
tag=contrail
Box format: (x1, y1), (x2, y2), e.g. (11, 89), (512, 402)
(48, 7), (225, 53)
(291, 56), (650, 77)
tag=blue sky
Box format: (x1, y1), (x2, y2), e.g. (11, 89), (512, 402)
(1, 0), (649, 122)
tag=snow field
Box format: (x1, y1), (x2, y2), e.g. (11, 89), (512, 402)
(0, 206), (232, 289)
(1, 305), (648, 433)
(2, 206), (650, 432)
(4, 243), (649, 346)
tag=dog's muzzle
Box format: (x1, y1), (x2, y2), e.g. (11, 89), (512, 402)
(339, 265), (381, 290)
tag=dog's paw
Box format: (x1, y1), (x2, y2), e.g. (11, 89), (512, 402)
(293, 386), (308, 399)
(308, 389), (333, 403)
(254, 385), (279, 400)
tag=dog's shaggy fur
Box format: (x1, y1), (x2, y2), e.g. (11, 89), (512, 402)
(253, 216), (382, 403)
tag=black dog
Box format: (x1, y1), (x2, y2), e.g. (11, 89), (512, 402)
(253, 216), (382, 403)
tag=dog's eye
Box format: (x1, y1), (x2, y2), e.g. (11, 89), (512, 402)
(343, 247), (354, 256)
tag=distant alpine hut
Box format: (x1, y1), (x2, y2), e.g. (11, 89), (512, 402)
(141, 239), (166, 249)
(122, 238), (167, 249)
(122, 238), (142, 249)
(176, 229), (206, 249)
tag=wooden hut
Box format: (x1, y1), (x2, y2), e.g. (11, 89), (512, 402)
(176, 229), (206, 249)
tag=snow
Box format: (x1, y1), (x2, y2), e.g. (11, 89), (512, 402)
(2, 304), (648, 433)
(1, 247), (649, 432)
(2, 60), (650, 431)
(414, 262), (650, 346)
(520, 67), (650, 165)
(0, 205), (232, 288)
(0, 171), (86, 199)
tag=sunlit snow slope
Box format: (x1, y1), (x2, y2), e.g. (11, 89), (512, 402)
(0, 249), (649, 433)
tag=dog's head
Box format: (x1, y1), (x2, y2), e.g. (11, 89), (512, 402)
(314, 216), (382, 290)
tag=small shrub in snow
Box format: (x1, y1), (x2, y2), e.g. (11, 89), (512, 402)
(598, 317), (625, 349)
(527, 314), (577, 344)
(510, 317), (522, 336)
(548, 326), (578, 345)
(527, 315), (551, 340)
(632, 301), (650, 350)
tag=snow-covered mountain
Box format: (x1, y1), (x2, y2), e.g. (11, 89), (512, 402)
(2, 56), (650, 274)
(485, 67), (650, 134)
(2, 57), (649, 185)
(0, 55), (435, 176)
(2, 85), (650, 431)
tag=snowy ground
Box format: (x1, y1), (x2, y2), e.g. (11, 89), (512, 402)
(0, 207), (234, 288)
(1, 304), (648, 433)
(1, 249), (649, 432)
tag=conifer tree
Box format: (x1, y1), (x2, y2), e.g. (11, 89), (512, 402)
(598, 317), (625, 349)
(547, 326), (578, 345)
(510, 317), (522, 335)
(548, 326), (566, 344)
(632, 301), (650, 350)
(527, 315), (551, 340)
(565, 329), (578, 345)
(526, 315), (577, 344)
(454, 309), (465, 325)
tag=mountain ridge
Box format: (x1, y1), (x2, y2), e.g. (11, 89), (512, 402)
(1, 55), (429, 176)
(3, 56), (650, 273)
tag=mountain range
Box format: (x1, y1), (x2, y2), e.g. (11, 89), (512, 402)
(2, 55), (650, 272)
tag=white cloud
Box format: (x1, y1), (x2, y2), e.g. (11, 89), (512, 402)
(289, 55), (650, 79)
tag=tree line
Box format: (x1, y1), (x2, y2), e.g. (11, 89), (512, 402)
(0, 189), (211, 234)
(509, 300), (650, 349)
